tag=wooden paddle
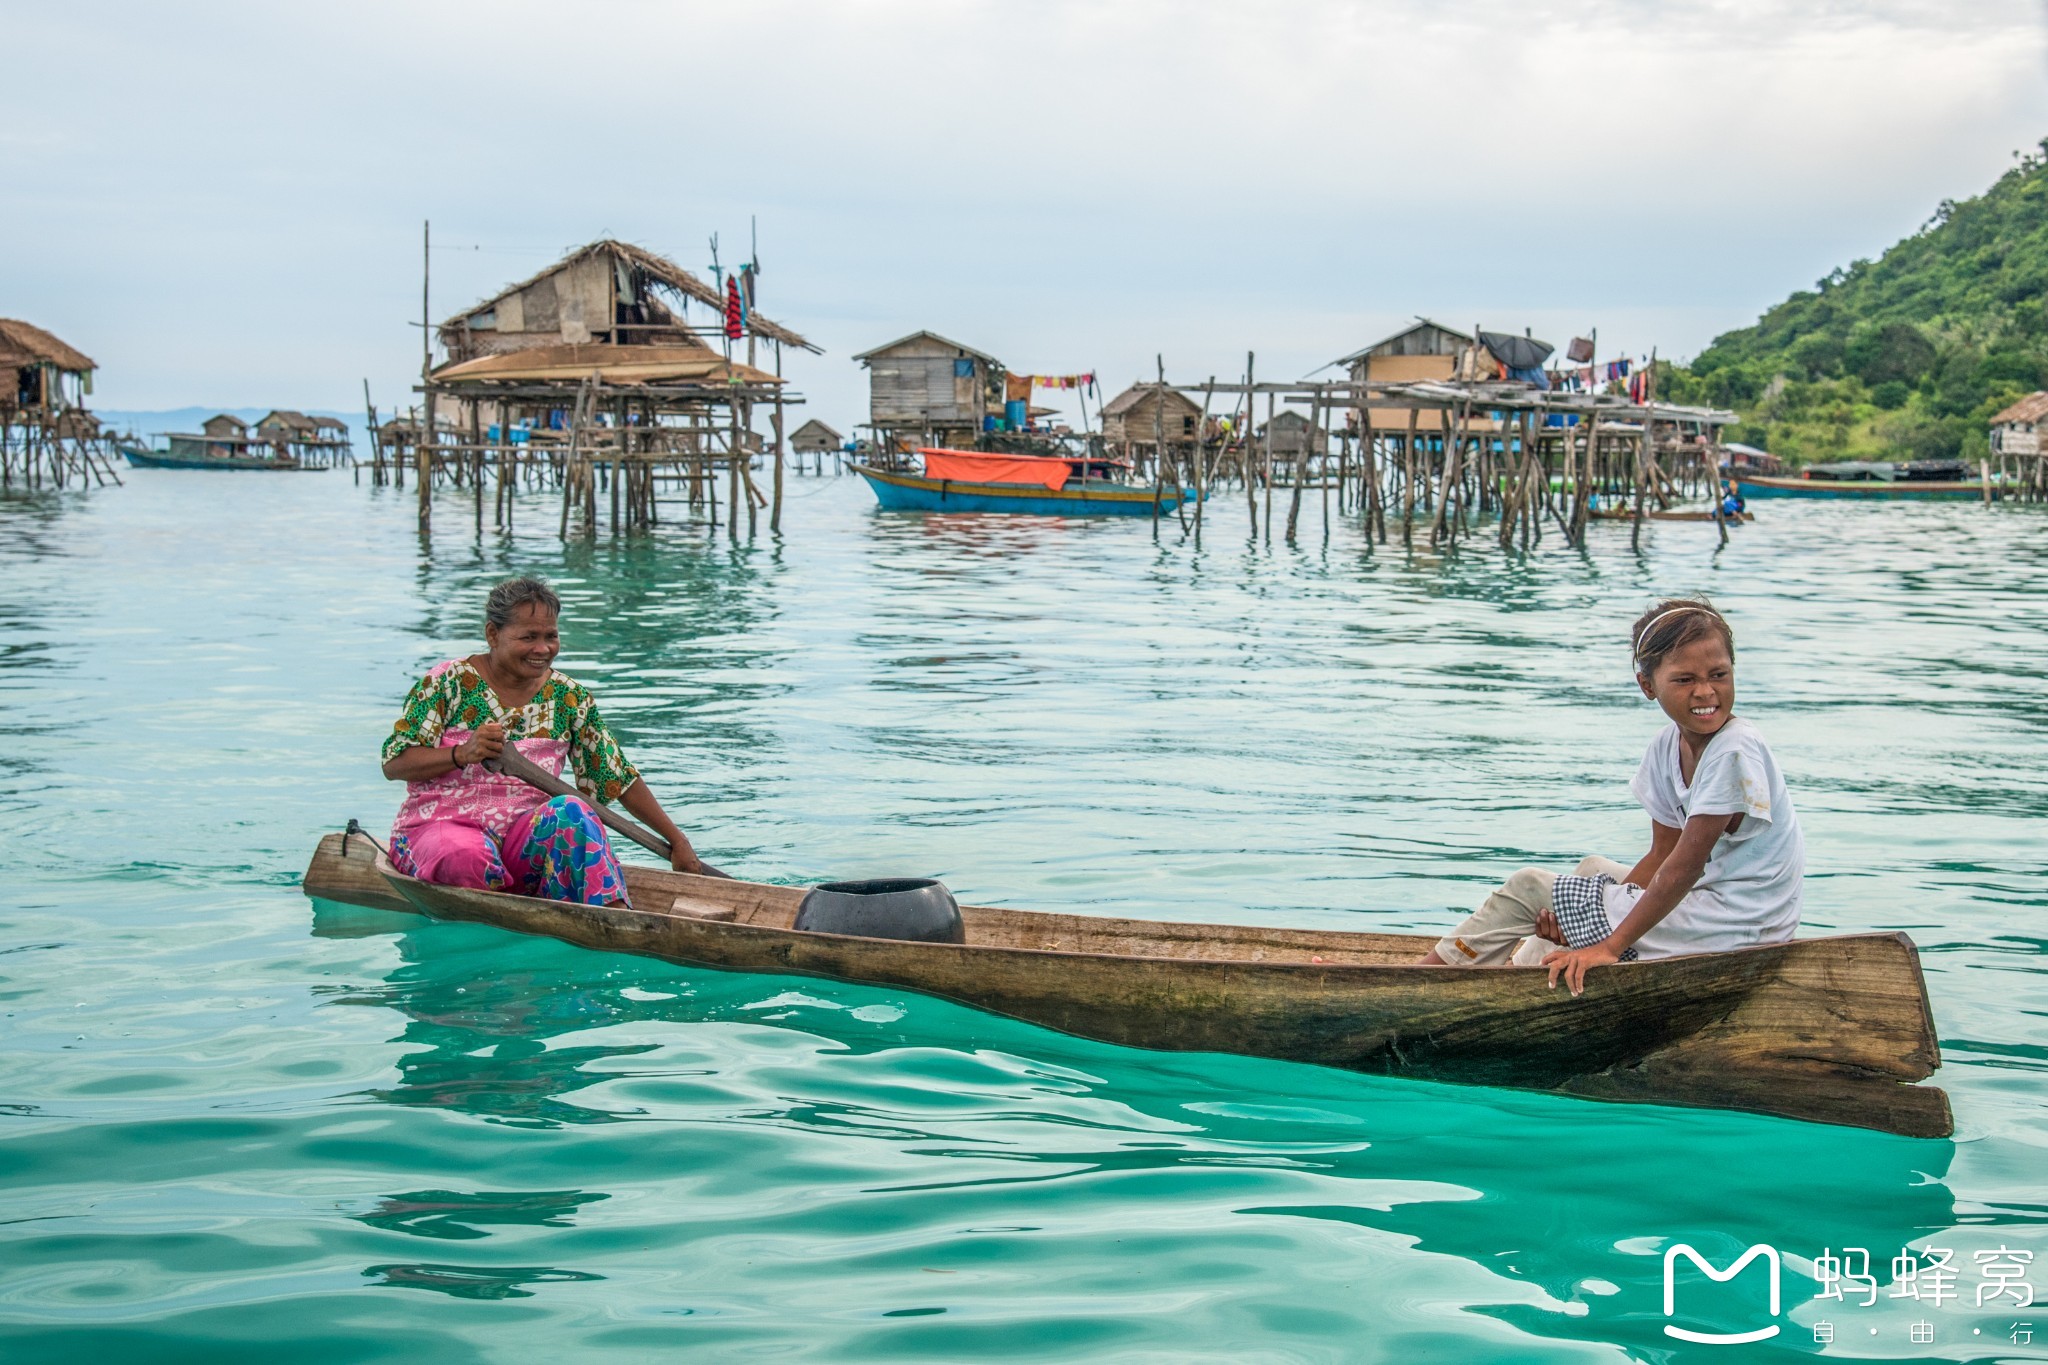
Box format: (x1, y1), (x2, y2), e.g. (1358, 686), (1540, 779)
(484, 745), (729, 878)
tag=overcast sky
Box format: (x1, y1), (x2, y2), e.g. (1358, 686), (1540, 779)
(6, 1), (2046, 428)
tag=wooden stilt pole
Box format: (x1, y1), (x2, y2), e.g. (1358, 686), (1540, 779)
(771, 342), (786, 533)
(1242, 353), (1258, 537)
(418, 220), (432, 534)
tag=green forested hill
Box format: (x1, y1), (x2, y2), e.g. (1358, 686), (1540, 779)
(1659, 140), (2048, 463)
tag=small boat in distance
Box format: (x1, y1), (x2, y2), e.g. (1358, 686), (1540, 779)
(302, 832), (1949, 1137)
(1587, 508), (1754, 524)
(856, 447), (1197, 517)
(118, 411), (319, 470)
(121, 440), (308, 471)
(1734, 459), (1993, 501)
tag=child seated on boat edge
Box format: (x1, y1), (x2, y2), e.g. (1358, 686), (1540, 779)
(1417, 597), (1805, 996)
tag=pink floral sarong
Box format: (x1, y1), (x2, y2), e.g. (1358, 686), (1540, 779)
(383, 660), (640, 907)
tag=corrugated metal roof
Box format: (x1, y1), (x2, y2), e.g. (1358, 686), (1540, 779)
(852, 330), (1001, 365)
(1330, 317), (1473, 369)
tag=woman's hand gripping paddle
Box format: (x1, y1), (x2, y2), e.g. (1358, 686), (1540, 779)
(484, 746), (730, 878)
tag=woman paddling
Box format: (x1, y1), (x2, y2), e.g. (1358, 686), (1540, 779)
(380, 576), (706, 907)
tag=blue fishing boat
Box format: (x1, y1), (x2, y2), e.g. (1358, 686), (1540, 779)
(855, 448), (1197, 517)
(119, 439), (308, 471)
(1734, 461), (1993, 502)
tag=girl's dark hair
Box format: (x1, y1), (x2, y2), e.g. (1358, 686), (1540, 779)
(485, 576), (561, 631)
(1630, 597), (1734, 679)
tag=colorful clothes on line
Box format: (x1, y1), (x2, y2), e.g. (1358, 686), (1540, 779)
(383, 659), (641, 899)
(724, 276), (744, 339)
(396, 794), (629, 907)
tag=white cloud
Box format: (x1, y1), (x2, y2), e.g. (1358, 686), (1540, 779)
(3, 0), (2043, 424)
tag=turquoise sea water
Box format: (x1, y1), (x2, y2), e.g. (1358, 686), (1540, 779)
(2, 472), (2044, 1362)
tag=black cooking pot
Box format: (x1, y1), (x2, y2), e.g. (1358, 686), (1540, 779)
(794, 878), (964, 944)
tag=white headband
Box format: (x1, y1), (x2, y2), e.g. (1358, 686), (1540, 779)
(1633, 606), (1715, 665)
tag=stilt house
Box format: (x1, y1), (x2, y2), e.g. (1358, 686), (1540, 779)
(405, 237), (816, 538)
(1257, 408), (1313, 455)
(1332, 319), (1497, 444)
(0, 320), (118, 489)
(437, 238), (813, 365)
(0, 319), (95, 418)
(1990, 392), (2048, 457)
(790, 419), (842, 454)
(1101, 383), (1201, 460)
(851, 331), (1005, 451)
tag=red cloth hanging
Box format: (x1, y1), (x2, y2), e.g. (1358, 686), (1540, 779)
(724, 277), (744, 340)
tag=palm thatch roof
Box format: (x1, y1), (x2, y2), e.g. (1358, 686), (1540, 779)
(0, 319), (95, 372)
(431, 343), (782, 388)
(443, 239), (816, 353)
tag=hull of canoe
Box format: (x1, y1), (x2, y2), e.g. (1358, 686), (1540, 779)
(301, 833), (1949, 1137)
(120, 444), (308, 471)
(1733, 473), (1989, 501)
(855, 462), (1192, 516)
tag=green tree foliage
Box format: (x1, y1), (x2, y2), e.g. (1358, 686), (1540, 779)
(1844, 322), (1935, 386)
(1670, 141), (2048, 463)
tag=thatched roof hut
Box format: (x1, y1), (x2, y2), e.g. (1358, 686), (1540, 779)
(437, 239), (816, 366)
(1257, 408), (1313, 455)
(1990, 391), (2048, 457)
(254, 409), (316, 435)
(1, 319), (96, 415)
(790, 419), (842, 453)
(430, 344), (779, 389)
(0, 319), (95, 374)
(1101, 383), (1201, 449)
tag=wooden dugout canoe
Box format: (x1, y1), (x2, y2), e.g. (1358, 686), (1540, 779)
(1586, 508), (1754, 524)
(301, 832), (1951, 1138)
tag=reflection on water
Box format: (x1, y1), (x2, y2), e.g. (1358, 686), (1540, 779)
(364, 1262), (604, 1300)
(314, 894), (1960, 1357)
(353, 1189), (609, 1241)
(1, 474), (2040, 1358)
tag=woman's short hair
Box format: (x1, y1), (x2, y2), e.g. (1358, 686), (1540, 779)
(1630, 597), (1734, 679)
(485, 576), (561, 631)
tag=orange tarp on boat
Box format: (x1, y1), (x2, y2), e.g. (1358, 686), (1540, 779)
(919, 448), (1072, 492)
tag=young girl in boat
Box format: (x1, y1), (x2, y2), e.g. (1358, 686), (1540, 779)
(1418, 597), (1804, 994)
(379, 576), (706, 907)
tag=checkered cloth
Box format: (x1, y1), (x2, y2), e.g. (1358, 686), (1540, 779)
(1551, 874), (1639, 961)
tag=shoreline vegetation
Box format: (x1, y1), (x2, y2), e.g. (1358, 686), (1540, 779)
(1653, 140), (2048, 468)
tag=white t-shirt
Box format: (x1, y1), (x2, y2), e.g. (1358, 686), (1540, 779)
(1604, 717), (1804, 958)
